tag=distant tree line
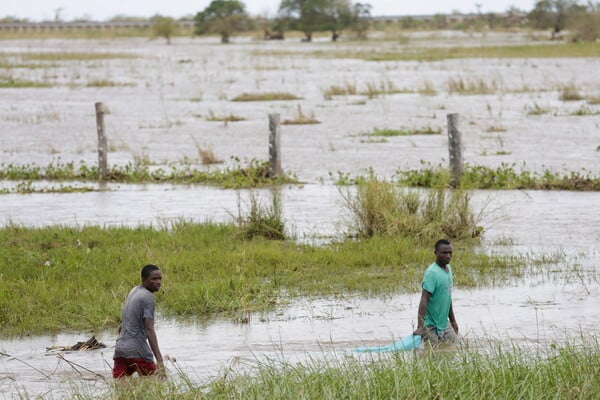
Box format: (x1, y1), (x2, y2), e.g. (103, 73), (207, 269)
(3, 0), (599, 43)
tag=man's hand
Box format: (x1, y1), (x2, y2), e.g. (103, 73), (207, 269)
(450, 320), (459, 334)
(155, 361), (166, 379)
(413, 327), (426, 336)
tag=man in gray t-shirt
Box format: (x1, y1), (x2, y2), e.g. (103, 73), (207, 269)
(112, 264), (164, 378)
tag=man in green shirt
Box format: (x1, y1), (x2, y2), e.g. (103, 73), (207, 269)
(413, 239), (459, 346)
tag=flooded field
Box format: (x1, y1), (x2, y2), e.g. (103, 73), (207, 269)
(1, 31), (599, 397)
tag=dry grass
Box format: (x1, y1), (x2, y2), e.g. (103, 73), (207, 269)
(282, 105), (320, 125)
(231, 92), (301, 102)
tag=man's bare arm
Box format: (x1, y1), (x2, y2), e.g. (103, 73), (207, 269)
(414, 289), (431, 335)
(144, 317), (163, 365)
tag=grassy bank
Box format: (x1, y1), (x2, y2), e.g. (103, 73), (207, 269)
(0, 222), (525, 336)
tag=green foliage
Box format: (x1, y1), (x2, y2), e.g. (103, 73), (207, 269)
(235, 191), (287, 240)
(194, 0), (248, 43)
(150, 15), (178, 44)
(0, 76), (51, 88)
(0, 223), (525, 335)
(341, 178), (480, 242)
(204, 342), (600, 400)
(279, 0), (366, 41)
(396, 162), (600, 191)
(231, 92), (302, 101)
(0, 159), (298, 188)
(365, 127), (441, 137)
(528, 0), (585, 35)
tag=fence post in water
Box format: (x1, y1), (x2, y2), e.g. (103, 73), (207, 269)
(95, 102), (108, 181)
(447, 113), (463, 188)
(268, 113), (282, 178)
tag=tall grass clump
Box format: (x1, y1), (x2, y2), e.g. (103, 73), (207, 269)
(234, 191), (287, 240)
(447, 77), (500, 95)
(559, 84), (583, 101)
(341, 178), (480, 242)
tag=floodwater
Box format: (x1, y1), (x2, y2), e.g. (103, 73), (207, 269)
(1, 32), (599, 397)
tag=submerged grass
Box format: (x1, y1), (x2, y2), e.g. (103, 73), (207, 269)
(0, 76), (51, 88)
(0, 51), (138, 61)
(396, 162), (600, 191)
(0, 159), (297, 188)
(231, 92), (301, 102)
(365, 127), (441, 137)
(303, 42), (600, 62)
(0, 222), (526, 336)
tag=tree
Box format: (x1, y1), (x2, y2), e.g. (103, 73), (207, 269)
(278, 0), (370, 42)
(528, 0), (584, 38)
(279, 0), (331, 42)
(194, 0), (248, 43)
(151, 15), (178, 44)
(349, 2), (371, 39)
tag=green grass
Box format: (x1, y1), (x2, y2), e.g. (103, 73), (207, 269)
(0, 51), (138, 61)
(0, 181), (99, 194)
(0, 77), (51, 88)
(396, 162), (600, 191)
(231, 92), (302, 102)
(85, 79), (136, 88)
(341, 179), (481, 241)
(201, 342), (600, 400)
(0, 159), (297, 188)
(366, 127), (441, 137)
(302, 42), (600, 62)
(0, 222), (527, 336)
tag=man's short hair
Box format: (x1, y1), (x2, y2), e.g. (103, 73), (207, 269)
(434, 239), (451, 251)
(141, 264), (160, 279)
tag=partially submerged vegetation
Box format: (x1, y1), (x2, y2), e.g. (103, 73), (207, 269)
(0, 159), (297, 188)
(364, 127), (441, 137)
(395, 163), (600, 191)
(231, 92), (302, 102)
(342, 180), (481, 241)
(305, 42), (600, 62)
(0, 220), (525, 336)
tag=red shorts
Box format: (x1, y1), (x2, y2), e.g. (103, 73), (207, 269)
(113, 357), (157, 378)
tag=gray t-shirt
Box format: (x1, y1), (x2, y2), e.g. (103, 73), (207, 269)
(113, 285), (155, 362)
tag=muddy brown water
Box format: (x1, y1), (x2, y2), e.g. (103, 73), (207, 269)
(1, 32), (599, 397)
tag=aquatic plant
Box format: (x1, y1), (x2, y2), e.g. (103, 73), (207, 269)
(0, 158), (297, 188)
(396, 162), (600, 191)
(340, 178), (480, 241)
(231, 92), (302, 102)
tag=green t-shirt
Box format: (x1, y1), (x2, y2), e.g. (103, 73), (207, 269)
(422, 262), (453, 334)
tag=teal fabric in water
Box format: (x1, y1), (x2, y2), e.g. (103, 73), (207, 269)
(353, 334), (422, 353)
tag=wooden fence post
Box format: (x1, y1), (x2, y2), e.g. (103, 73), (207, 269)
(95, 102), (108, 181)
(268, 113), (282, 178)
(447, 113), (463, 188)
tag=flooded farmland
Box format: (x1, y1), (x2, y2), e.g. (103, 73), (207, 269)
(1, 31), (599, 397)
